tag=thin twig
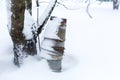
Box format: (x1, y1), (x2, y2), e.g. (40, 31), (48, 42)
(57, 2), (81, 10)
(86, 0), (92, 18)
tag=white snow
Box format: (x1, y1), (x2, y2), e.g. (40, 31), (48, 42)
(1, 0), (120, 80)
(44, 17), (62, 39)
(23, 10), (35, 40)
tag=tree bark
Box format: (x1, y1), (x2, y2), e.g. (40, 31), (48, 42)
(11, 0), (25, 43)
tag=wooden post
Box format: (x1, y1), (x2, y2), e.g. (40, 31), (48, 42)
(41, 16), (67, 72)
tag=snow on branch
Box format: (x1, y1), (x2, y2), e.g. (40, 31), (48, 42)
(23, 10), (36, 40)
(37, 0), (57, 35)
(23, 0), (57, 40)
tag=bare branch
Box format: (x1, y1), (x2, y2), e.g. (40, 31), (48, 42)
(86, 0), (92, 18)
(37, 0), (58, 35)
(57, 2), (81, 10)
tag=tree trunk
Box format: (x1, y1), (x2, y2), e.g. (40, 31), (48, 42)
(113, 0), (119, 10)
(11, 0), (37, 67)
(11, 0), (26, 66)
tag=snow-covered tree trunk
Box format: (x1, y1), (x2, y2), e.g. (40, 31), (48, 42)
(10, 0), (26, 66)
(113, 0), (119, 10)
(10, 0), (36, 67)
(8, 0), (58, 67)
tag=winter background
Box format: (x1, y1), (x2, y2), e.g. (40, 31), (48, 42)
(0, 0), (120, 80)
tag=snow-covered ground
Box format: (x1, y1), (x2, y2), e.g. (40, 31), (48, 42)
(1, 0), (120, 80)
